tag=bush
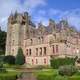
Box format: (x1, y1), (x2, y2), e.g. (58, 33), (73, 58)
(3, 55), (15, 65)
(76, 58), (80, 63)
(58, 65), (77, 76)
(0, 50), (5, 55)
(15, 47), (25, 65)
(50, 57), (75, 69)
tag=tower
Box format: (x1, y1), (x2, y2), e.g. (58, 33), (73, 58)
(6, 11), (30, 56)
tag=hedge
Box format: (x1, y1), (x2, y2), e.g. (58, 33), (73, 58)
(0, 72), (18, 80)
(50, 57), (75, 69)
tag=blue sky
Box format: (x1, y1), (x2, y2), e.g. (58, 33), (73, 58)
(0, 0), (80, 31)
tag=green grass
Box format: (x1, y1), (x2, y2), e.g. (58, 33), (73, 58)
(0, 71), (20, 80)
(35, 69), (58, 75)
(35, 69), (80, 80)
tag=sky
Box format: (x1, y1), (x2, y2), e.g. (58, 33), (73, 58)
(0, 0), (80, 31)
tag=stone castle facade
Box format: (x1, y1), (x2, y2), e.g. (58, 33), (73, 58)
(6, 11), (80, 65)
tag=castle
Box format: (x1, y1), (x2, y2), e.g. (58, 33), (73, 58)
(6, 11), (80, 65)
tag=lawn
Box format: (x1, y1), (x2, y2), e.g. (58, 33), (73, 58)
(0, 68), (21, 80)
(34, 69), (80, 80)
(35, 69), (58, 76)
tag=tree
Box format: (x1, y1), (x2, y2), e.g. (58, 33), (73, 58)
(3, 55), (15, 65)
(15, 47), (25, 65)
(0, 28), (6, 55)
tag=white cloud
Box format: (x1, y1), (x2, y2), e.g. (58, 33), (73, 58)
(59, 9), (80, 30)
(24, 0), (46, 9)
(34, 8), (80, 31)
(0, 0), (47, 31)
(33, 16), (48, 26)
(0, 0), (80, 31)
(49, 9), (62, 16)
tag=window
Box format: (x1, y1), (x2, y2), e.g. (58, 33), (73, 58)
(56, 45), (58, 53)
(40, 47), (42, 56)
(41, 36), (43, 43)
(36, 48), (38, 56)
(30, 39), (33, 45)
(12, 40), (14, 45)
(44, 58), (46, 64)
(44, 47), (46, 55)
(29, 49), (31, 56)
(53, 45), (55, 53)
(32, 59), (34, 65)
(36, 59), (38, 64)
(38, 37), (41, 43)
(26, 49), (28, 56)
(12, 49), (14, 54)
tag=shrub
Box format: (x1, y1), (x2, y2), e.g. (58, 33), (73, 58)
(50, 57), (75, 69)
(3, 55), (15, 65)
(58, 65), (77, 76)
(76, 58), (80, 63)
(0, 62), (6, 73)
(15, 47), (25, 65)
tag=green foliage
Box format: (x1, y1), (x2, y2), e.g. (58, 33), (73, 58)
(15, 47), (25, 65)
(58, 65), (77, 76)
(37, 74), (54, 80)
(69, 76), (80, 80)
(35, 65), (51, 70)
(76, 58), (80, 63)
(0, 30), (6, 55)
(54, 76), (68, 80)
(0, 72), (18, 80)
(0, 62), (6, 73)
(0, 51), (5, 55)
(36, 69), (80, 80)
(3, 55), (15, 65)
(50, 57), (75, 69)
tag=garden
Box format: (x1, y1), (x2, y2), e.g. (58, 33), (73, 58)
(34, 57), (80, 80)
(0, 47), (25, 80)
(0, 47), (80, 80)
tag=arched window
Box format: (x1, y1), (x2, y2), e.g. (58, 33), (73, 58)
(29, 49), (31, 56)
(53, 45), (55, 53)
(44, 58), (46, 64)
(12, 40), (14, 45)
(36, 48), (38, 56)
(32, 59), (34, 65)
(38, 37), (41, 43)
(44, 47), (46, 55)
(36, 59), (38, 64)
(40, 47), (42, 56)
(12, 49), (14, 54)
(30, 39), (33, 45)
(26, 49), (28, 56)
(56, 45), (58, 53)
